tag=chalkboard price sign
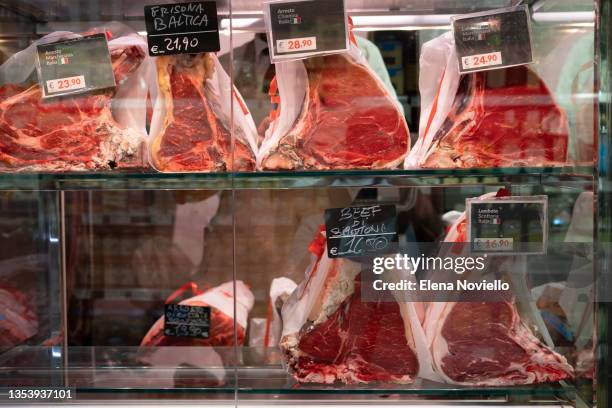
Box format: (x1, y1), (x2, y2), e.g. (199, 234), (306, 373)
(324, 205), (397, 259)
(144, 1), (220, 56)
(164, 303), (211, 339)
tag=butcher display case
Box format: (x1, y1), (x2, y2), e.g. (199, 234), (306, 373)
(0, 0), (607, 407)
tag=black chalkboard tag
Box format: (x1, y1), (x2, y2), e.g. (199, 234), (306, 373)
(324, 204), (397, 259)
(36, 34), (116, 99)
(467, 196), (547, 255)
(263, 0), (348, 63)
(452, 5), (533, 73)
(144, 1), (220, 57)
(164, 304), (211, 339)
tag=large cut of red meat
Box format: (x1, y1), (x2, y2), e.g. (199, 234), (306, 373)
(260, 54), (409, 170)
(430, 300), (574, 385)
(140, 281), (254, 347)
(151, 54), (255, 172)
(280, 230), (420, 384)
(0, 42), (145, 171)
(0, 285), (38, 348)
(417, 65), (568, 168)
(424, 195), (574, 385)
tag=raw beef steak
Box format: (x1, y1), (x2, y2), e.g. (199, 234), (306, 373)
(141, 281), (254, 347)
(427, 300), (573, 385)
(280, 229), (424, 384)
(416, 66), (568, 168)
(150, 54), (256, 172)
(0, 42), (145, 171)
(0, 285), (38, 348)
(424, 194), (574, 385)
(259, 53), (409, 170)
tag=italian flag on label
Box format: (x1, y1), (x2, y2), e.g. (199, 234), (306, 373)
(59, 57), (70, 65)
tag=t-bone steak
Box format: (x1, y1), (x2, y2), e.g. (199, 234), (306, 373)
(424, 197), (574, 385)
(0, 42), (145, 171)
(260, 54), (409, 170)
(280, 229), (421, 384)
(150, 54), (256, 172)
(416, 65), (568, 168)
(141, 281), (254, 347)
(427, 299), (574, 385)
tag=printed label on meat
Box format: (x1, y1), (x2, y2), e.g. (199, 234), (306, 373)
(144, 1), (220, 56)
(263, 0), (348, 62)
(467, 196), (547, 255)
(164, 304), (211, 339)
(324, 204), (397, 258)
(452, 5), (533, 73)
(36, 34), (116, 99)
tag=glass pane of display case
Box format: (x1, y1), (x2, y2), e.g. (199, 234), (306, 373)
(0, 0), (607, 406)
(233, 184), (594, 405)
(0, 191), (63, 388)
(0, 190), (240, 401)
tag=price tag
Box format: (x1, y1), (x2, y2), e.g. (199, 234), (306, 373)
(452, 5), (533, 73)
(324, 204), (397, 259)
(46, 75), (86, 94)
(263, 0), (348, 62)
(461, 51), (502, 70)
(467, 196), (547, 255)
(164, 304), (211, 339)
(473, 237), (514, 251)
(144, 1), (220, 57)
(36, 34), (115, 99)
(277, 36), (317, 53)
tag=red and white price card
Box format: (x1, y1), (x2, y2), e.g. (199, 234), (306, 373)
(46, 75), (86, 94)
(277, 36), (317, 53)
(461, 51), (502, 70)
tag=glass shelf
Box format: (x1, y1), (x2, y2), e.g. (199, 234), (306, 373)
(0, 166), (595, 191)
(0, 346), (580, 403)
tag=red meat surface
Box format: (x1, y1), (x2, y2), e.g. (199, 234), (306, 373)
(294, 278), (419, 384)
(0, 43), (145, 171)
(151, 54), (255, 172)
(426, 193), (574, 386)
(281, 231), (420, 384)
(419, 65), (568, 168)
(261, 54), (409, 170)
(439, 301), (573, 384)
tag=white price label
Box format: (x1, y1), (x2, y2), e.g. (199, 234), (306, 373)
(277, 36), (317, 54)
(461, 51), (502, 70)
(46, 75), (86, 94)
(473, 237), (514, 252)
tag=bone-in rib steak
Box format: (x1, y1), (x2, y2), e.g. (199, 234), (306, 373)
(429, 300), (574, 385)
(416, 66), (568, 168)
(0, 42), (145, 171)
(260, 54), (409, 170)
(280, 230), (421, 384)
(425, 196), (574, 385)
(150, 54), (256, 172)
